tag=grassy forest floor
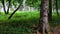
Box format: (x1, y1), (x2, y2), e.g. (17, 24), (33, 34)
(0, 11), (60, 34)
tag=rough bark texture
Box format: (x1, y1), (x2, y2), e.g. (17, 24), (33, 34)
(37, 0), (50, 34)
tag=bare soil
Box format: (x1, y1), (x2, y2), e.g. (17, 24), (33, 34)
(33, 26), (60, 34)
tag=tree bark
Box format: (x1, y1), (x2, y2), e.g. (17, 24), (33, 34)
(37, 0), (50, 34)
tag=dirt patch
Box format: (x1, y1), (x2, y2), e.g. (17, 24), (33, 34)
(33, 26), (60, 34)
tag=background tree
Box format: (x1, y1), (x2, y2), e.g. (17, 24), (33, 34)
(55, 0), (59, 16)
(48, 0), (53, 21)
(8, 0), (23, 19)
(0, 0), (11, 14)
(1, 0), (6, 14)
(6, 0), (11, 14)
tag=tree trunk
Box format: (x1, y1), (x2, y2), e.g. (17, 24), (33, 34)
(37, 0), (50, 34)
(48, 0), (52, 21)
(55, 0), (59, 16)
(8, 3), (22, 19)
(6, 0), (11, 14)
(1, 0), (7, 14)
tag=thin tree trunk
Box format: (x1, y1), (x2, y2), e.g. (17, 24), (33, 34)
(48, 0), (52, 21)
(1, 0), (7, 14)
(6, 0), (11, 14)
(52, 0), (54, 12)
(37, 0), (50, 34)
(56, 0), (59, 16)
(8, 3), (22, 19)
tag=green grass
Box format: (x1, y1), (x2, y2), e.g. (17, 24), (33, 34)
(0, 11), (39, 34)
(0, 11), (60, 34)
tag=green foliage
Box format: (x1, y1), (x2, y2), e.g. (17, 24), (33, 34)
(0, 0), (41, 8)
(0, 0), (60, 9)
(0, 11), (60, 34)
(26, 0), (41, 8)
(0, 11), (39, 34)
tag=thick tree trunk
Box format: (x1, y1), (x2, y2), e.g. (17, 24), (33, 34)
(37, 0), (50, 34)
(48, 0), (52, 21)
